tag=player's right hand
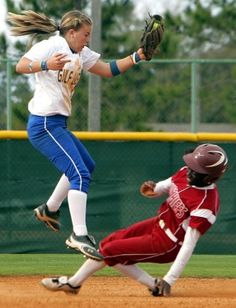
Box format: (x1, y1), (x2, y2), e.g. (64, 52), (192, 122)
(47, 53), (71, 70)
(156, 279), (171, 296)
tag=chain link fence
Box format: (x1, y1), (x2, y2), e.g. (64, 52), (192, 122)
(1, 58), (236, 132)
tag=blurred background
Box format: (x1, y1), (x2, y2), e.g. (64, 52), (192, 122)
(0, 0), (235, 132)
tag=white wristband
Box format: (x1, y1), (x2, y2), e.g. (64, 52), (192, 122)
(130, 52), (141, 64)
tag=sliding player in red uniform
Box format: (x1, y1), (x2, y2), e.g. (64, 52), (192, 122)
(41, 143), (228, 297)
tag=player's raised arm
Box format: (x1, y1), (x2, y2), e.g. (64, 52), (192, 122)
(88, 14), (164, 78)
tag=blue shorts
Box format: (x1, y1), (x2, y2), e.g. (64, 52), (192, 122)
(27, 114), (95, 193)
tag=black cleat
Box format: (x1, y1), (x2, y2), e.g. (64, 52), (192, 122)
(34, 203), (60, 232)
(65, 233), (103, 261)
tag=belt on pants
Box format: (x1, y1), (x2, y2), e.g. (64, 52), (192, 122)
(159, 219), (183, 246)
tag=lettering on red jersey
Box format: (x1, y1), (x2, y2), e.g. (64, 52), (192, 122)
(167, 183), (188, 219)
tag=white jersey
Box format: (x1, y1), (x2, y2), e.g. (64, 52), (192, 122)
(24, 35), (100, 116)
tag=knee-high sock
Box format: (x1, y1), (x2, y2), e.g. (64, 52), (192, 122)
(68, 259), (106, 287)
(47, 174), (70, 212)
(114, 264), (155, 289)
(68, 189), (88, 235)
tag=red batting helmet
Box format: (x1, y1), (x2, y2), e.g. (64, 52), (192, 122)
(183, 144), (228, 182)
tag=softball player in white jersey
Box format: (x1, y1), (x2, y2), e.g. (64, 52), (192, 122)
(8, 10), (147, 260)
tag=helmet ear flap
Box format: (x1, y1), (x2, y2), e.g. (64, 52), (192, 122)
(202, 175), (214, 185)
(203, 174), (221, 185)
(188, 169), (211, 187)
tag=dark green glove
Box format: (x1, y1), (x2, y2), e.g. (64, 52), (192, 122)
(140, 14), (165, 61)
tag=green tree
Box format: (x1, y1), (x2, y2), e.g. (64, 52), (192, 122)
(175, 0), (236, 125)
(179, 0), (236, 57)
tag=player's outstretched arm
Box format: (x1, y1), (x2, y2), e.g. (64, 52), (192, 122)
(163, 227), (201, 287)
(88, 48), (146, 78)
(87, 14), (165, 78)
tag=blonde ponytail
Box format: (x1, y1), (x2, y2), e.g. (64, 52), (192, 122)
(7, 10), (58, 36)
(7, 10), (93, 37)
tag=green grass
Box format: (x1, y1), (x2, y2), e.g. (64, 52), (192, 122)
(1, 254), (236, 278)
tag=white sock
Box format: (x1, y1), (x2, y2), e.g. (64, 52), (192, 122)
(114, 264), (155, 289)
(46, 174), (70, 212)
(68, 259), (106, 286)
(68, 190), (88, 236)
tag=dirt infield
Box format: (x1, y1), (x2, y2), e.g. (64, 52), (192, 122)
(0, 276), (236, 308)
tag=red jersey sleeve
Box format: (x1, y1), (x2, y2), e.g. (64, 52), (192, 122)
(189, 216), (212, 235)
(189, 188), (220, 235)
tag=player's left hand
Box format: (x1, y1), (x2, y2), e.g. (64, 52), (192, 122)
(136, 48), (147, 61)
(151, 278), (171, 296)
(140, 180), (158, 198)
